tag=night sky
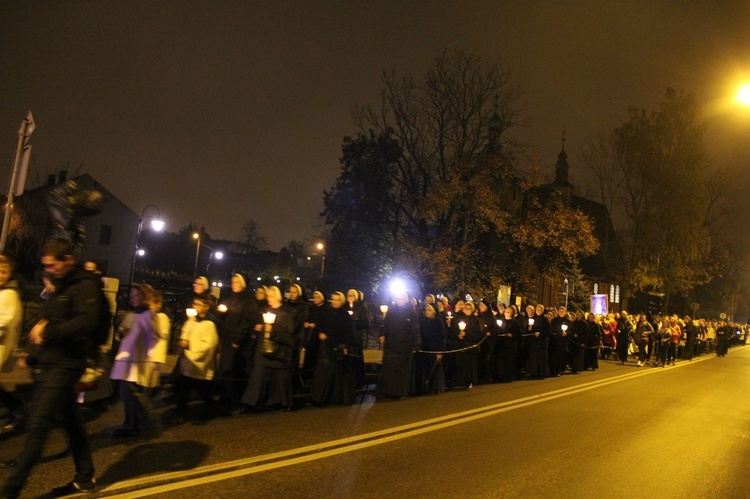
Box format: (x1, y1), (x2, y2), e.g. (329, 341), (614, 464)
(2, 1), (749, 251)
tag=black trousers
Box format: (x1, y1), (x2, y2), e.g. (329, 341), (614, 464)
(173, 374), (214, 416)
(2, 367), (94, 497)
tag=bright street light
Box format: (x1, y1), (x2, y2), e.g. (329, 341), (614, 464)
(738, 84), (750, 106)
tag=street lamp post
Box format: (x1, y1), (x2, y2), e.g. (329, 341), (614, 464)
(205, 247), (223, 279)
(128, 204), (164, 291)
(564, 278), (570, 310)
(192, 232), (200, 279)
(316, 242), (325, 279)
(192, 232), (224, 281)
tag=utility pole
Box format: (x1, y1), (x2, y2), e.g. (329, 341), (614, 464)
(0, 112), (35, 251)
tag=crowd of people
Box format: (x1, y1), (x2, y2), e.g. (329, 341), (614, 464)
(96, 278), (750, 429)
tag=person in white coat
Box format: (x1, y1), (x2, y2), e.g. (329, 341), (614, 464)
(166, 293), (218, 424)
(109, 284), (157, 437)
(0, 254), (23, 431)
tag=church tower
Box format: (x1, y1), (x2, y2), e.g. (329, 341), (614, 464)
(551, 135), (573, 206)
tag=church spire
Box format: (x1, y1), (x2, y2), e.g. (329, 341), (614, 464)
(487, 94), (503, 146)
(554, 129), (571, 186)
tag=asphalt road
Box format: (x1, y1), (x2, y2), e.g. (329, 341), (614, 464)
(2, 346), (750, 498)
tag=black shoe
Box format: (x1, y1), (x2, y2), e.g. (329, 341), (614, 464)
(238, 405), (254, 415)
(51, 479), (96, 496)
(112, 427), (139, 437)
(0, 459), (16, 469)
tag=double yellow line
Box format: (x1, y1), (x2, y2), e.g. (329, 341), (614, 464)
(102, 353), (718, 497)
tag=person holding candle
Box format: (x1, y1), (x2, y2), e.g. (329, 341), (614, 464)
(240, 286), (296, 413)
(549, 306), (572, 376)
(216, 273), (259, 409)
(453, 302), (482, 389)
(494, 306), (521, 382)
(166, 293), (219, 424)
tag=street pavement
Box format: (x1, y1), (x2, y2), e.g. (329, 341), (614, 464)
(2, 346), (750, 498)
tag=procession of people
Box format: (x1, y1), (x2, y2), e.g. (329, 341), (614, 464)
(1, 253), (747, 497)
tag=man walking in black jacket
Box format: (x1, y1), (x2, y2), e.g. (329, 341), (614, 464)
(1, 239), (98, 498)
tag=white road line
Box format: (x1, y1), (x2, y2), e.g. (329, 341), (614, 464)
(102, 352), (722, 497)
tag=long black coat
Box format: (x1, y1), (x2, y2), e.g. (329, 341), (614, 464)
(415, 314), (447, 394)
(494, 316), (521, 382)
(311, 306), (358, 405)
(378, 304), (419, 397)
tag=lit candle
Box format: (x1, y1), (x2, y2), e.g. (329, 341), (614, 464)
(217, 304), (228, 313)
(496, 319), (503, 327)
(186, 308), (197, 318)
(262, 312), (276, 325)
(561, 324), (568, 332)
(458, 321), (466, 331)
(529, 318), (535, 326)
(348, 310), (354, 316)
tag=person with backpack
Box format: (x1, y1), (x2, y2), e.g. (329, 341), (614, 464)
(1, 239), (99, 498)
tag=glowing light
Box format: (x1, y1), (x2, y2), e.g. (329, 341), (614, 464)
(390, 278), (406, 296)
(496, 319), (502, 327)
(262, 312), (276, 324)
(186, 308), (197, 318)
(214, 251), (224, 260)
(738, 84), (750, 106)
(218, 304), (228, 313)
(150, 219), (165, 232)
(136, 249), (145, 256)
(529, 318), (535, 326)
(458, 321), (466, 331)
(561, 324), (568, 331)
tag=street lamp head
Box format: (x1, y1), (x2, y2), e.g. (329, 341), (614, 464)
(738, 84), (750, 106)
(150, 219), (165, 232)
(193, 232), (200, 240)
(136, 248), (145, 257)
(316, 242), (324, 251)
(215, 251), (224, 260)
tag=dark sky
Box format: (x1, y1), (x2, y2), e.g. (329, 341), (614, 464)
(2, 1), (749, 250)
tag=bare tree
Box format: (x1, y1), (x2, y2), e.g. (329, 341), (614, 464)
(239, 218), (268, 250)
